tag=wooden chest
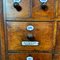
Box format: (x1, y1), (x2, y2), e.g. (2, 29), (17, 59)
(0, 0), (60, 60)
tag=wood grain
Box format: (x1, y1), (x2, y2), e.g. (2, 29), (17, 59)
(6, 22), (54, 51)
(53, 54), (60, 60)
(3, 0), (32, 20)
(32, 0), (55, 20)
(1, 0), (60, 60)
(3, 0), (56, 21)
(53, 0), (60, 21)
(8, 53), (52, 60)
(0, 0), (6, 60)
(55, 22), (60, 52)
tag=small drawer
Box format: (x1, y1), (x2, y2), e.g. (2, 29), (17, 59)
(32, 0), (55, 20)
(3, 0), (32, 20)
(8, 53), (52, 60)
(55, 22), (60, 52)
(6, 22), (54, 51)
(53, 54), (60, 60)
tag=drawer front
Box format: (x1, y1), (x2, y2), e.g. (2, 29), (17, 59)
(3, 0), (31, 20)
(32, 0), (55, 20)
(55, 22), (60, 52)
(8, 53), (52, 60)
(53, 54), (60, 60)
(6, 22), (54, 51)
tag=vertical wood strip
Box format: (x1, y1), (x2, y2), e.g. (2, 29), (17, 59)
(0, 0), (6, 60)
(55, 0), (58, 17)
(53, 21), (57, 50)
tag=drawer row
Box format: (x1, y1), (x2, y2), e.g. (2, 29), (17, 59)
(5, 21), (60, 52)
(7, 53), (60, 60)
(3, 0), (60, 20)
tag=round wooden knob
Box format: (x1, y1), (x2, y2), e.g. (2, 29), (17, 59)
(27, 34), (35, 41)
(40, 4), (48, 11)
(13, 2), (22, 11)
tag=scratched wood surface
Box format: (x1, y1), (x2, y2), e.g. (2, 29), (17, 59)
(1, 0), (60, 60)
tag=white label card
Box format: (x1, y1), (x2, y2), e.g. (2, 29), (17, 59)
(13, 0), (21, 3)
(22, 41), (39, 46)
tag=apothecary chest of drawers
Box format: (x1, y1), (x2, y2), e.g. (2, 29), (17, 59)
(0, 0), (60, 60)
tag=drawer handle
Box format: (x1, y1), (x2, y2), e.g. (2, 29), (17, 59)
(40, 4), (48, 11)
(22, 34), (39, 46)
(27, 34), (36, 41)
(13, 2), (22, 11)
(40, 0), (48, 11)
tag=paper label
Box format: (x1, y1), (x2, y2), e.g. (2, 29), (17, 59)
(22, 41), (39, 46)
(13, 0), (21, 3)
